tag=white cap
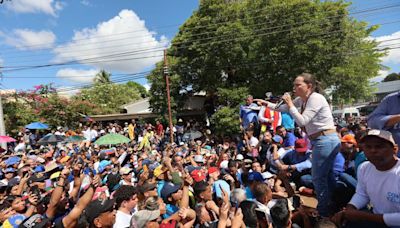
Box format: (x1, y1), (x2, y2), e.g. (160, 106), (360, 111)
(361, 129), (396, 146)
(235, 154), (244, 161)
(220, 160), (229, 169)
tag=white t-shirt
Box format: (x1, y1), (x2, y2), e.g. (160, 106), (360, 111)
(83, 129), (91, 141)
(113, 210), (132, 228)
(90, 129), (98, 140)
(349, 160), (400, 227)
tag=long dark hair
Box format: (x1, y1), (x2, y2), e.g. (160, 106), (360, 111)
(298, 73), (323, 94)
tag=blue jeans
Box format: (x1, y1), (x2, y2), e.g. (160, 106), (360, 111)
(339, 172), (357, 189)
(310, 132), (340, 217)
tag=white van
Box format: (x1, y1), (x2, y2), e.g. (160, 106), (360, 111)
(332, 107), (360, 120)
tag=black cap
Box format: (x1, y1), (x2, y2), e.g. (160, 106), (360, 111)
(85, 199), (115, 223)
(139, 183), (157, 194)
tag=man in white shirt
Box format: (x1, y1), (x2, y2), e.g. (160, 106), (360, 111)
(113, 185), (139, 228)
(244, 128), (259, 158)
(332, 129), (400, 228)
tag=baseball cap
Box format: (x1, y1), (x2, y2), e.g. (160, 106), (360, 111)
(235, 154), (244, 161)
(4, 167), (16, 173)
(219, 160), (229, 169)
(132, 210), (160, 228)
(5, 156), (21, 167)
(194, 155), (204, 163)
(248, 172), (265, 182)
(50, 171), (61, 180)
(295, 139), (308, 153)
(360, 129), (396, 146)
(191, 169), (206, 183)
(85, 199), (115, 224)
(272, 135), (283, 144)
(160, 182), (181, 202)
(341, 134), (357, 146)
(119, 167), (132, 175)
(98, 160), (112, 173)
(19, 214), (49, 228)
(208, 167), (219, 175)
(153, 165), (167, 178)
(139, 183), (157, 194)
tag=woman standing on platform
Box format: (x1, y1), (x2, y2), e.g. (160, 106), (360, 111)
(255, 73), (340, 217)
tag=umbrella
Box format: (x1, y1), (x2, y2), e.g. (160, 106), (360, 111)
(25, 122), (49, 129)
(94, 133), (130, 145)
(65, 135), (86, 143)
(0, 136), (17, 143)
(38, 134), (65, 145)
(183, 130), (203, 140)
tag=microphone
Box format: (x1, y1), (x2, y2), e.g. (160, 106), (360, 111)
(275, 92), (291, 109)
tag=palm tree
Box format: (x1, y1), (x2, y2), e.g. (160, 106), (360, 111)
(94, 70), (111, 84)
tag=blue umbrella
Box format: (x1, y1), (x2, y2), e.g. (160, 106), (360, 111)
(25, 122), (49, 129)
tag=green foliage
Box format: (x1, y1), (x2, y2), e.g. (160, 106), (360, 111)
(210, 107), (240, 136)
(210, 87), (248, 136)
(148, 0), (386, 136)
(383, 72), (400, 82)
(217, 87), (249, 107)
(3, 101), (37, 134)
(2, 84), (97, 133)
(94, 70), (111, 84)
(126, 81), (149, 98)
(78, 83), (142, 114)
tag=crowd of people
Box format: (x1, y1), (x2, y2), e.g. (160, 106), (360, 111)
(0, 73), (399, 228)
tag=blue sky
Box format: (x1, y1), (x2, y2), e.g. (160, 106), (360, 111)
(0, 0), (399, 93)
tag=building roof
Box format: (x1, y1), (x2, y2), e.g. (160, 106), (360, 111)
(373, 80), (400, 94)
(120, 98), (152, 114)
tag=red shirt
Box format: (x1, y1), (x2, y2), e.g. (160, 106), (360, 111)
(156, 123), (164, 136)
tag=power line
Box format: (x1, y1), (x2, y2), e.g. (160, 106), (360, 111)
(1, 2), (399, 58)
(2, 17), (400, 74)
(52, 45), (400, 93)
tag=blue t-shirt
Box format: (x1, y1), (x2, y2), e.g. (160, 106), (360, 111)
(163, 204), (179, 219)
(245, 186), (254, 200)
(283, 132), (296, 148)
(157, 180), (166, 197)
(240, 104), (258, 129)
(281, 112), (295, 130)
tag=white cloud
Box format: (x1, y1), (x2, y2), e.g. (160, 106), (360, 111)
(370, 69), (389, 83)
(375, 31), (400, 65)
(5, 0), (64, 17)
(56, 68), (98, 83)
(80, 0), (90, 6)
(0, 57), (4, 66)
(3, 29), (56, 50)
(53, 9), (168, 76)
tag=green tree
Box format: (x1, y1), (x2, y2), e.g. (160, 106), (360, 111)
(211, 87), (249, 136)
(78, 83), (142, 114)
(149, 0), (384, 108)
(126, 81), (149, 98)
(94, 70), (111, 84)
(2, 84), (97, 133)
(383, 72), (400, 82)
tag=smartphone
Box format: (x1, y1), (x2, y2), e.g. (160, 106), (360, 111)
(292, 195), (301, 210)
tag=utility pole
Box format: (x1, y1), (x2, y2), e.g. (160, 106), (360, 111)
(163, 50), (174, 143)
(0, 84), (6, 149)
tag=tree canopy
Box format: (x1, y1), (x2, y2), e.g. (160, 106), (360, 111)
(383, 72), (400, 82)
(148, 0), (385, 135)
